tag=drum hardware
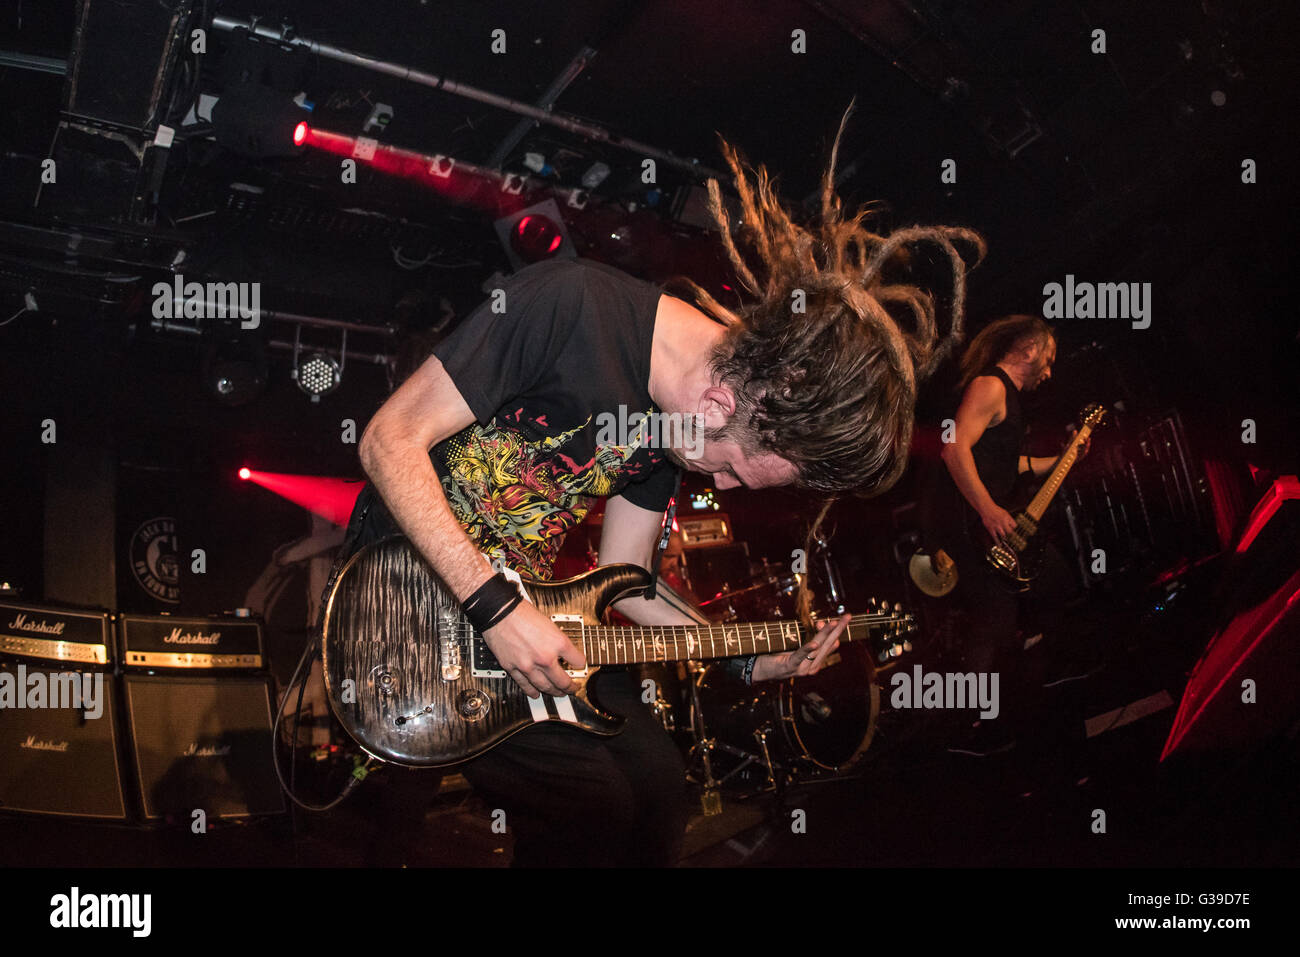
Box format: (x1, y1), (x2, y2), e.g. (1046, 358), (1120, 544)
(812, 529), (846, 615)
(908, 549), (958, 598)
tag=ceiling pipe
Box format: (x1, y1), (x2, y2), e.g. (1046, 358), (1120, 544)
(210, 14), (726, 182)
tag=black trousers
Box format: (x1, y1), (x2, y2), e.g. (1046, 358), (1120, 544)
(322, 484), (690, 867)
(945, 525), (1078, 740)
(462, 670), (689, 867)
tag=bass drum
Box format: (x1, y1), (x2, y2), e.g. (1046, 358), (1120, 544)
(778, 641), (880, 771)
(693, 641), (879, 774)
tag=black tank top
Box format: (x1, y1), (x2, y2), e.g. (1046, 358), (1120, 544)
(969, 366), (1024, 502)
(919, 365), (1025, 552)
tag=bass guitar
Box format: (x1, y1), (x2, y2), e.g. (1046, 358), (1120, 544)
(984, 402), (1107, 589)
(321, 536), (914, 767)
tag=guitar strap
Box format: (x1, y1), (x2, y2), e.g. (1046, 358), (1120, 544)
(644, 468), (683, 601)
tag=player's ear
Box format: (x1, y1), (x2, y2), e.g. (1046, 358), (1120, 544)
(698, 384), (736, 430)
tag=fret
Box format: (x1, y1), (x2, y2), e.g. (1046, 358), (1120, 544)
(560, 613), (899, 667)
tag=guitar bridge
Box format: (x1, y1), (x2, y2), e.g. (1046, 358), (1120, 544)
(439, 614), (462, 681)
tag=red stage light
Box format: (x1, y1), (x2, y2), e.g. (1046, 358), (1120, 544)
(238, 467), (251, 480)
(239, 470), (364, 525)
(510, 214), (564, 262)
(293, 121), (308, 146)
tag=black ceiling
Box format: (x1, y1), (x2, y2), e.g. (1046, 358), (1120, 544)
(0, 0), (1296, 440)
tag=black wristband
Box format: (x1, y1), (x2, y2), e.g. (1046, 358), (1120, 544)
(725, 654), (759, 686)
(462, 573), (523, 634)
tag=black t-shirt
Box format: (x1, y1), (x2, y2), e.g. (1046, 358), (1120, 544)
(430, 257), (679, 579)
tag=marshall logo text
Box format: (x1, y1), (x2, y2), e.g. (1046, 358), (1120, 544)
(163, 628), (222, 645)
(6, 612), (67, 636)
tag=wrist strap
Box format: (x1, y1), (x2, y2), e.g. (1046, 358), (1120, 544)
(462, 573), (523, 634)
(725, 654), (759, 686)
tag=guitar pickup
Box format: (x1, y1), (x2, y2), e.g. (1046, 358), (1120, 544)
(551, 614), (588, 676)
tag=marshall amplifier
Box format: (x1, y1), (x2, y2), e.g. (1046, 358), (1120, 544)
(0, 660), (129, 820)
(123, 673), (285, 820)
(678, 514), (735, 548)
(119, 613), (264, 671)
(0, 600), (112, 666)
(0, 601), (128, 819)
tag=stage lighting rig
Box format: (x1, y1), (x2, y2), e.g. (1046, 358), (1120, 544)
(212, 91), (311, 158)
(493, 198), (576, 270)
(291, 324), (346, 402)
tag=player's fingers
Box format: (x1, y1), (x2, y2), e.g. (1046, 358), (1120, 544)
(510, 668), (541, 699)
(560, 639), (587, 672)
(539, 662), (576, 696)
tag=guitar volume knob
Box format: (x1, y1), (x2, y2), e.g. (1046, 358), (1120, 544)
(456, 689), (491, 721)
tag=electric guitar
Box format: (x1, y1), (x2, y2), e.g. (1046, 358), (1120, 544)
(984, 402), (1107, 589)
(321, 536), (914, 767)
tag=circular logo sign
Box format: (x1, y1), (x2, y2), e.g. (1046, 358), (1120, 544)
(130, 516), (180, 604)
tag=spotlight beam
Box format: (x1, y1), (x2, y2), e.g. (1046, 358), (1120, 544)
(238, 469), (363, 526)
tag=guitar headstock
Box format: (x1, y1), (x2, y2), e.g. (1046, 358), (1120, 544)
(1079, 403), (1108, 430)
(865, 597), (917, 664)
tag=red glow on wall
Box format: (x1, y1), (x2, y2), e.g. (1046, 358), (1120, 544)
(238, 469), (364, 526)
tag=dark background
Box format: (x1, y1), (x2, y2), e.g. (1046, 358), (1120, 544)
(0, 0), (1296, 626)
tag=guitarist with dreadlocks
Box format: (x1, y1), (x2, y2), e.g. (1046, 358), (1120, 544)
(333, 104), (985, 865)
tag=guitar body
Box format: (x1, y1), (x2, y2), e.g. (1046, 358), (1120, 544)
(981, 403), (1107, 592)
(982, 509), (1046, 592)
(321, 536), (651, 768)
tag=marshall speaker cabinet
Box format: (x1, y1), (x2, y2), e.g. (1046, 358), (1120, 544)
(0, 601), (129, 820)
(118, 613), (285, 821)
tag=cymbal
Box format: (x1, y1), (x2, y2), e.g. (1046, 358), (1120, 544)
(909, 549), (958, 598)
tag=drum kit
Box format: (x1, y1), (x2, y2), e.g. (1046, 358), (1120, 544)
(640, 551), (914, 808)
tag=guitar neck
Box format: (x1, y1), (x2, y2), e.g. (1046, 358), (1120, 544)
(571, 613), (898, 667)
(1024, 424), (1093, 522)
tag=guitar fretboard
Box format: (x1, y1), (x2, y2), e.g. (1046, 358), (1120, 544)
(552, 613), (900, 666)
(1024, 424), (1094, 522)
